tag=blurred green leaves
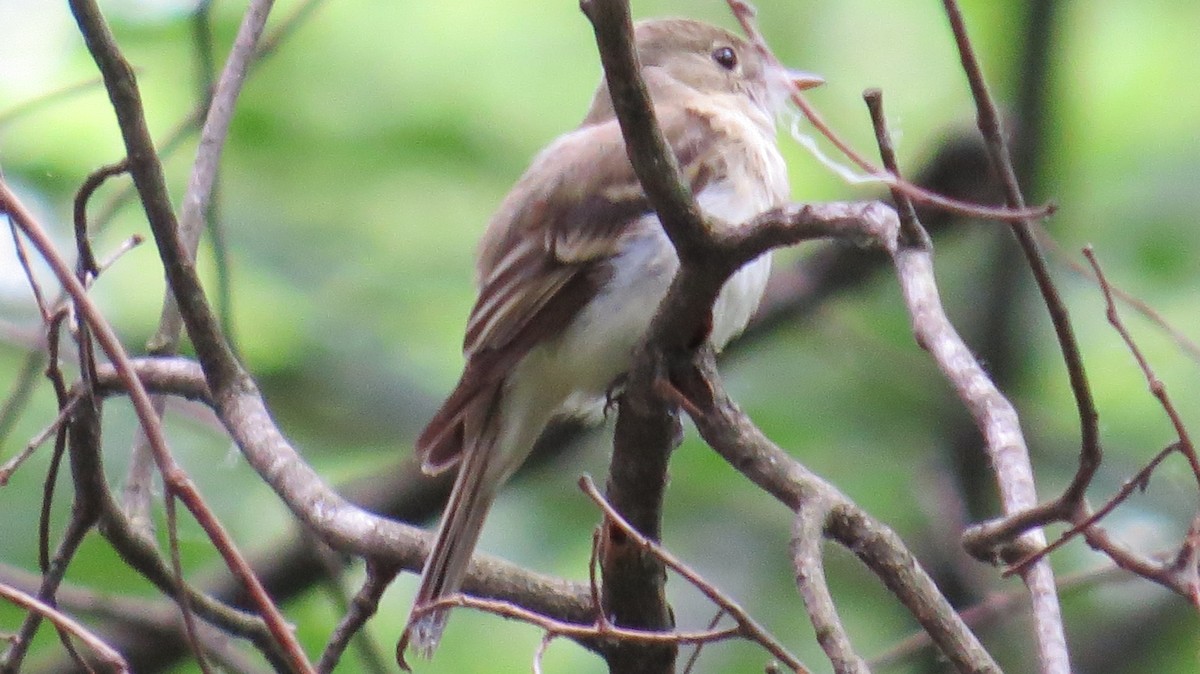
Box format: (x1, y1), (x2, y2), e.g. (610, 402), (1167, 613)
(2, 1), (1198, 672)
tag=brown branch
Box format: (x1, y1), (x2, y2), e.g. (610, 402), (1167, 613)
(938, 4), (1078, 671)
(86, 452), (293, 671)
(127, 0), (274, 542)
(410, 594), (741, 650)
(677, 348), (1000, 674)
(680, 610), (726, 674)
(3, 384), (99, 672)
(1005, 442), (1196, 593)
(578, 3), (690, 671)
(72, 160), (128, 278)
(91, 356), (597, 615)
(0, 351), (45, 453)
(0, 396), (78, 486)
(581, 477), (811, 673)
(0, 563), (272, 674)
(149, 0), (272, 351)
(0, 77), (105, 127)
(1, 310), (94, 673)
(0, 582), (128, 673)
(1082, 247), (1199, 481)
(871, 558), (1147, 668)
(942, 0), (1098, 508)
(580, 0), (705, 262)
(791, 500), (869, 674)
(165, 491), (214, 674)
(86, 0), (329, 236)
(1002, 249), (1200, 597)
(60, 0), (431, 595)
(581, 3), (1006, 672)
(316, 562), (397, 674)
(0, 178), (311, 673)
(5, 218), (51, 321)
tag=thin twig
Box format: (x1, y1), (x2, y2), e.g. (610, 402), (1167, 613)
(871, 559), (1138, 668)
(0, 563), (273, 674)
(86, 0), (329, 235)
(147, 0), (273, 353)
(39, 308), (73, 574)
(580, 476), (811, 673)
(166, 491), (214, 673)
(0, 77), (106, 127)
(73, 160), (129, 278)
(409, 594), (742, 649)
(1006, 442), (1179, 576)
(0, 396), (79, 486)
(0, 582), (128, 673)
(862, 90), (925, 246)
(6, 218), (51, 321)
(679, 349), (1001, 674)
(0, 179), (314, 674)
(1083, 247), (1200, 481)
(1035, 230), (1200, 364)
(940, 3), (1076, 671)
(0, 351), (45, 453)
(317, 562), (397, 674)
(725, 0), (1053, 225)
(6, 482), (99, 671)
(126, 0), (274, 546)
(680, 610), (725, 674)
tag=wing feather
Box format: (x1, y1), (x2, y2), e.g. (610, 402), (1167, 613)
(417, 105), (724, 471)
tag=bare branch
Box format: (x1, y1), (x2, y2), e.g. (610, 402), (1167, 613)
(410, 594), (742, 651)
(317, 562), (397, 674)
(0, 396), (78, 486)
(150, 0), (274, 352)
(581, 476), (811, 673)
(5, 219), (51, 322)
(72, 160), (128, 278)
(939, 4), (1075, 670)
(0, 178), (313, 673)
(1082, 247), (1199, 481)
(0, 582), (128, 673)
(791, 501), (869, 674)
(679, 348), (1000, 674)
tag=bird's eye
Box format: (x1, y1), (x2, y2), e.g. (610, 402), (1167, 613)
(711, 46), (738, 70)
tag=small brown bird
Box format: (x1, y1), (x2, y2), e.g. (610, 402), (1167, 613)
(403, 17), (820, 657)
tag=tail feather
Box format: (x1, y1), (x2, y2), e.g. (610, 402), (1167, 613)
(403, 411), (502, 658)
(402, 354), (563, 663)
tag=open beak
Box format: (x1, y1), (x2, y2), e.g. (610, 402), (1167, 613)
(790, 70), (825, 91)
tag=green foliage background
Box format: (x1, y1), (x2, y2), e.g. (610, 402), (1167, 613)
(1, 0), (1198, 672)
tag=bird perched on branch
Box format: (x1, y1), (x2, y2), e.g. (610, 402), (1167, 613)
(402, 17), (821, 659)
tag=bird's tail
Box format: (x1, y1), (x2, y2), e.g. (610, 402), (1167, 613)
(401, 419), (502, 661)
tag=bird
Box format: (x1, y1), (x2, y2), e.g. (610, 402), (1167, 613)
(402, 17), (821, 658)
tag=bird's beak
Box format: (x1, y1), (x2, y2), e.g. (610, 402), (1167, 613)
(789, 70), (825, 91)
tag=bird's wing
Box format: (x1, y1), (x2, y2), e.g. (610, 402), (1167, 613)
(416, 105), (723, 472)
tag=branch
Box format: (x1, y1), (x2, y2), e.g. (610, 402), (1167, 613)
(678, 348), (1000, 674)
(150, 0), (273, 351)
(125, 0), (273, 540)
(0, 177), (311, 673)
(938, 4), (1077, 671)
(791, 498), (868, 674)
(582, 2), (1001, 672)
(579, 3), (694, 670)
(0, 582), (128, 673)
(580, 477), (810, 673)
